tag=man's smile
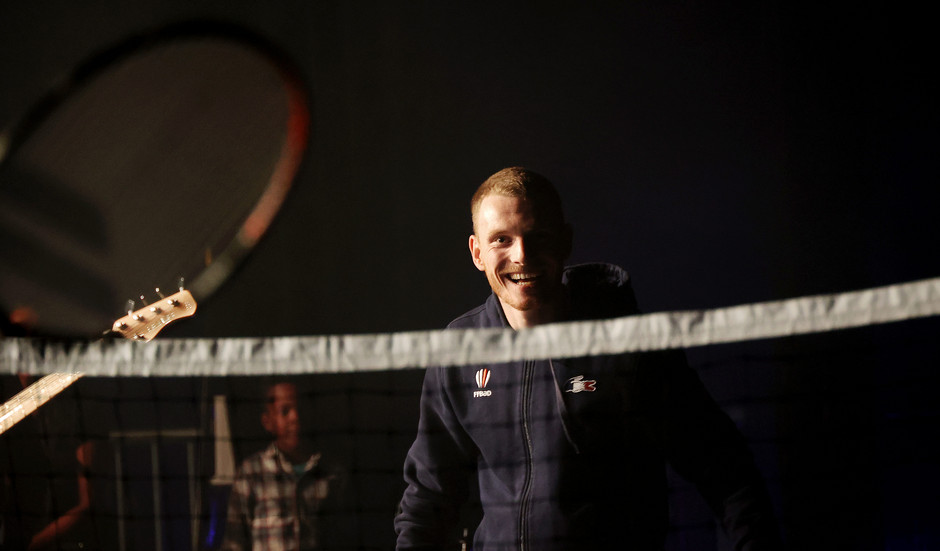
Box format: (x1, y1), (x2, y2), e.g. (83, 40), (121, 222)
(505, 272), (541, 286)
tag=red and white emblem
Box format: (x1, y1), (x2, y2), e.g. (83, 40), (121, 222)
(475, 368), (490, 388)
(473, 369), (492, 398)
(565, 375), (596, 393)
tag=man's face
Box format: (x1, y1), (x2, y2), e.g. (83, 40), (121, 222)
(262, 383), (301, 455)
(469, 194), (570, 325)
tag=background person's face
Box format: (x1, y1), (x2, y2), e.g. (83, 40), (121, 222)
(263, 383), (301, 455)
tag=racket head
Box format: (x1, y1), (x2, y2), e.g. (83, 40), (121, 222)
(0, 20), (309, 338)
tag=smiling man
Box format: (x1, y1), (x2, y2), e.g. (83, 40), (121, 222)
(395, 167), (781, 550)
(468, 176), (571, 328)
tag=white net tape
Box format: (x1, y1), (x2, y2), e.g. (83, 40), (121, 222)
(3, 276), (939, 377)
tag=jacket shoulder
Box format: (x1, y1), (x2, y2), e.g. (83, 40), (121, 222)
(447, 303), (489, 329)
(446, 294), (505, 329)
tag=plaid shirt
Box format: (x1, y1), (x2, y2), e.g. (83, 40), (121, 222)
(222, 443), (331, 551)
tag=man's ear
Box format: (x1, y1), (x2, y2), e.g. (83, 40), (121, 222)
(469, 234), (485, 271)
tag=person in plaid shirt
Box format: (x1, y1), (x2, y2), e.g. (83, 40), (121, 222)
(222, 382), (341, 550)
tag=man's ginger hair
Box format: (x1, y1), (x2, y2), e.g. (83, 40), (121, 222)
(470, 167), (566, 234)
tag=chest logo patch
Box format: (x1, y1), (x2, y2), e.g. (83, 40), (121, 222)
(473, 368), (492, 398)
(565, 375), (597, 393)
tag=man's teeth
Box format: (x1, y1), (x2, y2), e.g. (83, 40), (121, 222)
(508, 273), (536, 281)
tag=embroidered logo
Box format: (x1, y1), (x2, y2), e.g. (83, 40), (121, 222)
(473, 368), (492, 398)
(565, 375), (597, 393)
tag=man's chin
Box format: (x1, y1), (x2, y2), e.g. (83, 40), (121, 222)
(497, 290), (542, 312)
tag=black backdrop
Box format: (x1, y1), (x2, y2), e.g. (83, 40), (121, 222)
(2, 2), (938, 550)
(3, 1), (936, 337)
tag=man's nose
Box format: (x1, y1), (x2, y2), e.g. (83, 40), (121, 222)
(509, 238), (527, 263)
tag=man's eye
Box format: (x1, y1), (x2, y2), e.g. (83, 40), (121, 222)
(494, 236), (508, 244)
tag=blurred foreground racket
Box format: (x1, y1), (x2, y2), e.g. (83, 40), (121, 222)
(0, 20), (309, 338)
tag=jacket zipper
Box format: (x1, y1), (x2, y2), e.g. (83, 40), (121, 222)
(518, 359), (534, 550)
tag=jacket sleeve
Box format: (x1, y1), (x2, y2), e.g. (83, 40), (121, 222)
(651, 350), (782, 550)
(395, 366), (478, 550)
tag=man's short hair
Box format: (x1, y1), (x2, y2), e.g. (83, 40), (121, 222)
(471, 167), (566, 234)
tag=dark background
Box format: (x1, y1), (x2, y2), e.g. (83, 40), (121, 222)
(1, 1), (938, 550)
